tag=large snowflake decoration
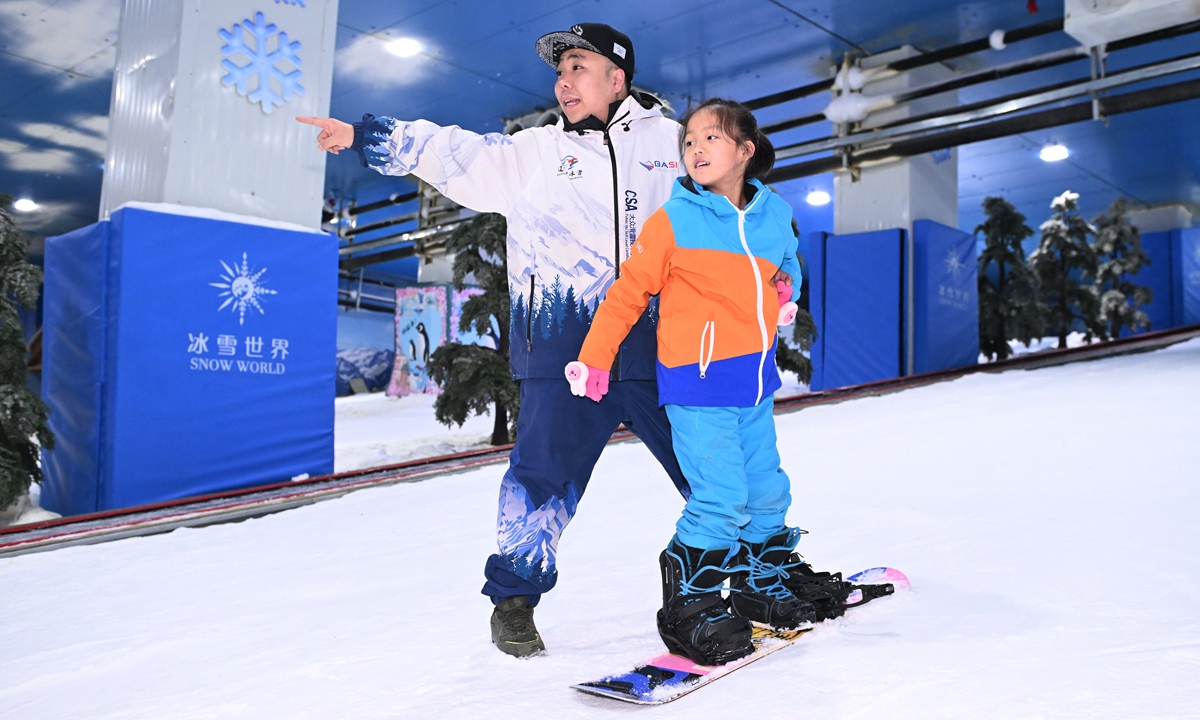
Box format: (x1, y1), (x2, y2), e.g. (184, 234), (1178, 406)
(219, 12), (304, 114)
(211, 253), (278, 325)
(944, 248), (966, 278)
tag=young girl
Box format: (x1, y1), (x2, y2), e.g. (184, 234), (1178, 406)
(565, 98), (817, 666)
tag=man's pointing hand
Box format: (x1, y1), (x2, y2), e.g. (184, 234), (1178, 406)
(296, 116), (354, 154)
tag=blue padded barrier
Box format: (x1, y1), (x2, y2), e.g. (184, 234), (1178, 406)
(41, 207), (337, 515)
(1171, 228), (1200, 328)
(1137, 232), (1174, 334)
(41, 222), (108, 515)
(808, 232), (826, 391)
(911, 220), (979, 373)
(809, 229), (905, 391)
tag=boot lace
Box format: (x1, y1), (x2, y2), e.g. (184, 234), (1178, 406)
(501, 605), (537, 636)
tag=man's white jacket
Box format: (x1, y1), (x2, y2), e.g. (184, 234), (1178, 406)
(353, 93), (684, 381)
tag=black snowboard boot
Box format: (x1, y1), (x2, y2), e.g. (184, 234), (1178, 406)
(779, 554), (853, 622)
(490, 596), (546, 657)
(657, 537), (754, 666)
(729, 528), (817, 629)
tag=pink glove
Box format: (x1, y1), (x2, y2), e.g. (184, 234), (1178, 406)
(779, 301), (798, 326)
(775, 280), (793, 307)
(565, 361), (610, 403)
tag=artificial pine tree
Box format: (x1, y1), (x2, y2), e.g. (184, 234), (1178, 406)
(1027, 190), (1106, 349)
(975, 196), (1042, 360)
(774, 309), (818, 385)
(426, 213), (520, 445)
(774, 220), (818, 384)
(0, 194), (53, 511)
(1092, 198), (1152, 339)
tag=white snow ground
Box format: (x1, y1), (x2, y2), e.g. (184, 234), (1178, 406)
(3, 340), (1199, 719)
(333, 392), (496, 473)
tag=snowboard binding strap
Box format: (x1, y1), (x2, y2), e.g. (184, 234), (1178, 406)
(842, 581), (895, 609)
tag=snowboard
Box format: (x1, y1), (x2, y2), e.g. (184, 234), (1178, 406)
(571, 567), (909, 705)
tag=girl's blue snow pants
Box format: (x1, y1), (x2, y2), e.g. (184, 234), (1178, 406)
(665, 396), (791, 550)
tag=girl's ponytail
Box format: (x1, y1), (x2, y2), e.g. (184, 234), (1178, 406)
(746, 128), (775, 181)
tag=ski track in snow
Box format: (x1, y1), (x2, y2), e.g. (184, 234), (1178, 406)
(2, 341), (1199, 718)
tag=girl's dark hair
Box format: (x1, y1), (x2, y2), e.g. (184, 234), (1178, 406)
(679, 98), (775, 180)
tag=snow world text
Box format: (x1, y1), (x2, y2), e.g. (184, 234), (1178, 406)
(190, 358), (287, 375)
(187, 332), (290, 375)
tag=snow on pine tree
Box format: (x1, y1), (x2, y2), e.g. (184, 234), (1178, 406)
(1027, 190), (1105, 349)
(0, 194), (53, 512)
(775, 307), (817, 385)
(976, 196), (1043, 361)
(426, 213), (519, 445)
(1092, 198), (1153, 339)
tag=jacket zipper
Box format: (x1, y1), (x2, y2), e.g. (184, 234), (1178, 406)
(727, 193), (769, 405)
(526, 275), (534, 352)
(602, 107), (631, 380)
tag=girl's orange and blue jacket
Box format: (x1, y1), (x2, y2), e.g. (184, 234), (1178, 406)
(578, 176), (802, 408)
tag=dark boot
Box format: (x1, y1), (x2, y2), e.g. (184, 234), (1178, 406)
(656, 537), (754, 666)
(780, 554), (853, 622)
(729, 528), (817, 629)
(490, 596), (546, 657)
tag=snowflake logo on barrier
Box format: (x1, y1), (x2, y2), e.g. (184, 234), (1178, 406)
(211, 253), (279, 325)
(219, 12), (304, 114)
(944, 248), (965, 278)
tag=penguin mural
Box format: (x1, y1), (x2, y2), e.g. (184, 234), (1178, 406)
(416, 322), (431, 364)
(389, 287), (449, 396)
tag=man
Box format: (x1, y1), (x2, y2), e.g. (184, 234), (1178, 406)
(300, 24), (696, 658)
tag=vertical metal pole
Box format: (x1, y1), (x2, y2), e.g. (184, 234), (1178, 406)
(905, 228), (915, 376)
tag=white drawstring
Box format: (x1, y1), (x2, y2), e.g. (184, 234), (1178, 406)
(698, 321), (715, 379)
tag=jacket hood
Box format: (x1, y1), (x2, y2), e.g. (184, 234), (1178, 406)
(672, 176), (771, 217)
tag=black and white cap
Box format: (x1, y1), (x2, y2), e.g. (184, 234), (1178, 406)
(535, 23), (635, 80)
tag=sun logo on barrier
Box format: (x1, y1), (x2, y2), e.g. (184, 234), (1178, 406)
(210, 253), (278, 325)
(944, 249), (966, 278)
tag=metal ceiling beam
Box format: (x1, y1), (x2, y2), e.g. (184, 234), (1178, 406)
(766, 74), (1200, 182)
(761, 45), (1089, 136)
(346, 191), (419, 217)
(342, 210), (419, 237)
(338, 221), (465, 257)
(759, 17), (1200, 139)
(774, 50), (1200, 162)
(743, 16), (1066, 111)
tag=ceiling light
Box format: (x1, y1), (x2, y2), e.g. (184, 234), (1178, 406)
(1039, 144), (1069, 162)
(13, 198), (38, 212)
(386, 38), (423, 58)
(806, 190), (831, 206)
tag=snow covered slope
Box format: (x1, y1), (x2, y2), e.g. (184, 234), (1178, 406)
(334, 392), (496, 472)
(3, 340), (1198, 718)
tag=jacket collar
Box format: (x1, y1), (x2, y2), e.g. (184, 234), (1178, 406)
(560, 90), (664, 134)
(675, 176), (769, 216)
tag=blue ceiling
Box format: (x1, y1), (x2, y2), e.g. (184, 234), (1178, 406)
(2, 0), (1199, 253)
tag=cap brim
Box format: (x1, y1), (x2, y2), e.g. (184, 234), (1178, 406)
(535, 31), (601, 68)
